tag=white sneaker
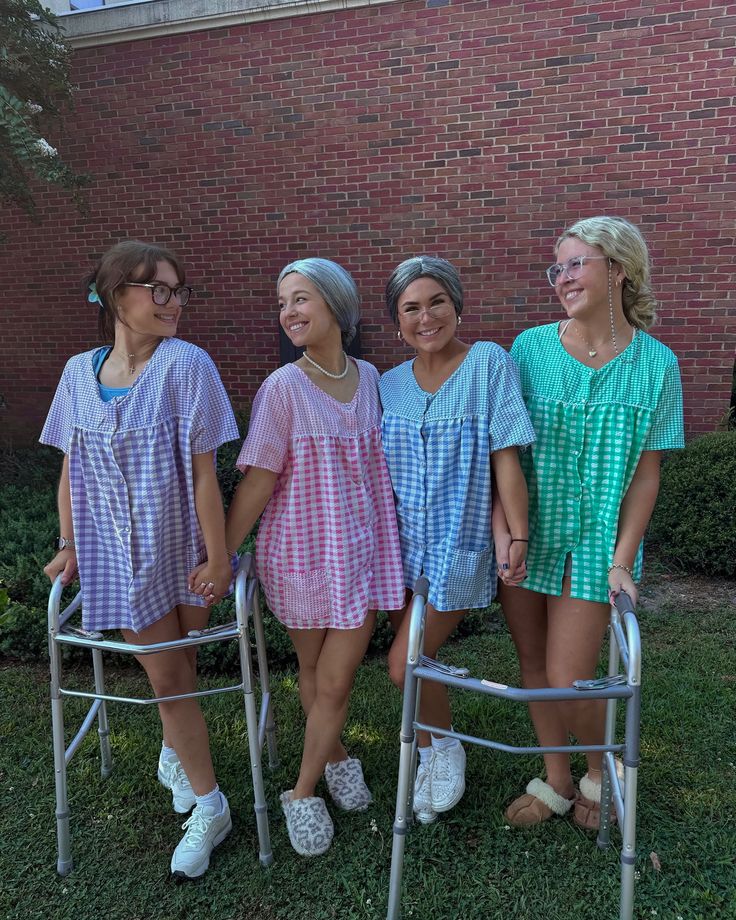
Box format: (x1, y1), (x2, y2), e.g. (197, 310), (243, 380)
(158, 754), (196, 814)
(171, 800), (232, 879)
(412, 761), (437, 825)
(430, 743), (466, 813)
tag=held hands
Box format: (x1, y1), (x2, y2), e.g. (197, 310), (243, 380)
(495, 532), (528, 587)
(44, 548), (78, 586)
(187, 557), (233, 607)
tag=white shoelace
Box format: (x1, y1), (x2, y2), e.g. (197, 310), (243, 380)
(180, 809), (210, 847)
(173, 763), (191, 790)
(433, 749), (452, 783)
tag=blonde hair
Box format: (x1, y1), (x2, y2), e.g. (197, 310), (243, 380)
(555, 216), (657, 329)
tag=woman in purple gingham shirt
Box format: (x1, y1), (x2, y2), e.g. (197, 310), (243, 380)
(41, 241), (238, 880)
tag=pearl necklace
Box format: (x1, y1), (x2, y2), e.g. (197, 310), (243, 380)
(302, 350), (350, 379)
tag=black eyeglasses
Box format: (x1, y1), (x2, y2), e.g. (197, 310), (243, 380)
(123, 282), (192, 306)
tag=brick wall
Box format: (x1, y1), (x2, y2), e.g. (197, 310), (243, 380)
(1, 0), (734, 444)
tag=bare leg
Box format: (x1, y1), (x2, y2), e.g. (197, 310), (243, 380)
(387, 599), (466, 748)
(290, 629), (348, 766)
(123, 604), (216, 796)
(546, 581), (610, 777)
(160, 605), (206, 750)
(499, 582), (576, 798)
(500, 579), (610, 794)
(288, 613), (376, 799)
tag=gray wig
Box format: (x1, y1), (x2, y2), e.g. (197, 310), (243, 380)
(277, 257), (360, 346)
(385, 256), (464, 324)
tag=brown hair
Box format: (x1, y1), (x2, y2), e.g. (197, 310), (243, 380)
(83, 240), (185, 342)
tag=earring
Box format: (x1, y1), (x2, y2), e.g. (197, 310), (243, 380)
(457, 315), (462, 326)
(608, 266), (619, 356)
(397, 330), (404, 343)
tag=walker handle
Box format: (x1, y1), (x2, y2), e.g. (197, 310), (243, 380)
(413, 576), (430, 600)
(613, 590), (635, 615)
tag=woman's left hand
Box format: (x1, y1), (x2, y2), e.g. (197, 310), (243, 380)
(607, 566), (638, 608)
(188, 558), (233, 606)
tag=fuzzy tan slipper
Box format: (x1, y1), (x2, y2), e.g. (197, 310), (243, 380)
(505, 778), (576, 827)
(574, 761), (625, 830)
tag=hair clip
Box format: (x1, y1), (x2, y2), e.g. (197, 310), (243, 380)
(87, 281), (101, 305)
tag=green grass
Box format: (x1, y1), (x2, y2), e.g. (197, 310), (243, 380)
(1, 602), (734, 920)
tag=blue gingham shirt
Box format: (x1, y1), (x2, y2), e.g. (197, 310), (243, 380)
(380, 342), (536, 612)
(40, 338), (239, 633)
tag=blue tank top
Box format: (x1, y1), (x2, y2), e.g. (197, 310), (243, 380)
(92, 347), (130, 402)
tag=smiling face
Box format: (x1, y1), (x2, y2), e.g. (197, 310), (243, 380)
(278, 272), (341, 348)
(554, 237), (622, 321)
(396, 277), (459, 355)
(114, 260), (182, 338)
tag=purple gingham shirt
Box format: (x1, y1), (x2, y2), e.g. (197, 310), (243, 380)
(40, 338), (238, 633)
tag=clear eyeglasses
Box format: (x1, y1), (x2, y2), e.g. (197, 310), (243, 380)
(123, 282), (192, 306)
(399, 303), (455, 325)
(545, 255), (608, 287)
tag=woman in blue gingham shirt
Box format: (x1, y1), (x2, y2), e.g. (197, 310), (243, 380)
(380, 257), (535, 826)
(41, 241), (238, 879)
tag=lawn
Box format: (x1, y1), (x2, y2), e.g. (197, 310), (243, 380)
(1, 590), (734, 920)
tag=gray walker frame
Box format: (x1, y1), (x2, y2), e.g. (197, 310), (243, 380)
(48, 553), (278, 875)
(387, 577), (642, 920)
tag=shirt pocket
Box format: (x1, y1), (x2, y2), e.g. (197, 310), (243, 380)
(443, 547), (493, 610)
(282, 568), (332, 623)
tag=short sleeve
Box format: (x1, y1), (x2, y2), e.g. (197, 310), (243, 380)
(236, 375), (291, 474)
(39, 366), (74, 453)
(644, 360), (685, 451)
(189, 351), (239, 453)
(488, 348), (536, 451)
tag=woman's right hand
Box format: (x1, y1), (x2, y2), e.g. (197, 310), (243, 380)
(44, 548), (78, 586)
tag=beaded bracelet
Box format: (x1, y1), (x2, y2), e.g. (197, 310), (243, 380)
(607, 562), (633, 577)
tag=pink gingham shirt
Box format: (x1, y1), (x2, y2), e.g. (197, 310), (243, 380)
(237, 360), (405, 629)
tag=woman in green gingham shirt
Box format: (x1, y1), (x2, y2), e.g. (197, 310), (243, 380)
(496, 217), (684, 830)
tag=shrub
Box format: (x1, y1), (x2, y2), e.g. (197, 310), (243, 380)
(648, 431), (736, 577)
(0, 441), (496, 671)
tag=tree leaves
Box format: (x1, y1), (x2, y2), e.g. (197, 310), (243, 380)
(0, 0), (89, 222)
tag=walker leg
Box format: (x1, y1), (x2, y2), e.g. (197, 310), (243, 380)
(92, 648), (113, 778)
(387, 658), (420, 919)
(619, 771), (638, 920)
(252, 590), (279, 769)
(238, 608), (273, 867)
(598, 623), (619, 849)
(50, 639), (73, 876)
(619, 686), (641, 920)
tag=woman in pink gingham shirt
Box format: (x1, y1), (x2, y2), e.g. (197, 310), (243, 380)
(225, 258), (405, 857)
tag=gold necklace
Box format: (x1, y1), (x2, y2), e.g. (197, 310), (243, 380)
(571, 321), (616, 358)
(113, 342), (157, 375)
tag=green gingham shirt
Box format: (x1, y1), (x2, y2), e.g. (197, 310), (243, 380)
(511, 323), (684, 603)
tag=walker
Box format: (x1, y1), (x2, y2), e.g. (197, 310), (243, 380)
(386, 577), (642, 920)
(48, 553), (278, 875)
